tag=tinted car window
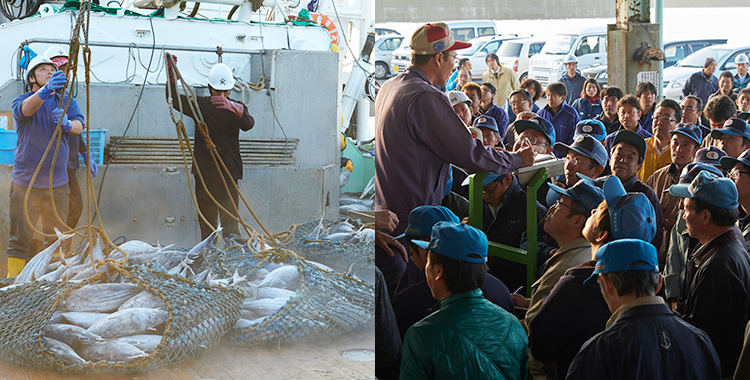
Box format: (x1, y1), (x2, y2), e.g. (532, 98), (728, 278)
(379, 38), (403, 51)
(529, 43), (544, 56)
(664, 44), (686, 65)
(477, 27), (496, 37)
(497, 42), (522, 57)
(481, 40), (502, 55)
(575, 36), (600, 56)
(452, 28), (475, 42)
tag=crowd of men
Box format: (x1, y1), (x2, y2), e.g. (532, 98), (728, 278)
(374, 22), (750, 380)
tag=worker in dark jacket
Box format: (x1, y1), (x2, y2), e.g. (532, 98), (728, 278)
(468, 172), (546, 291)
(391, 205), (514, 339)
(559, 54), (586, 106)
(400, 222), (528, 380)
(539, 82), (580, 154)
(670, 171), (750, 378)
(165, 54), (255, 240)
(566, 239), (721, 379)
(530, 175), (657, 380)
(603, 130), (664, 250)
(723, 149), (750, 249)
(683, 57), (719, 107)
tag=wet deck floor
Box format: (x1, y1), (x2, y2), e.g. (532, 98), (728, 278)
(0, 327), (375, 380)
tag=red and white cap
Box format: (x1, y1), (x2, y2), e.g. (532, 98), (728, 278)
(410, 22), (471, 55)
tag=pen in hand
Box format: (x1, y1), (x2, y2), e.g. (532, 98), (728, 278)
(513, 286), (524, 295)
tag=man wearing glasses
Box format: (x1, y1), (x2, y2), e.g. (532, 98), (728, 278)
(483, 53), (518, 108)
(638, 99), (683, 182)
(680, 95), (710, 143)
(374, 22), (534, 236)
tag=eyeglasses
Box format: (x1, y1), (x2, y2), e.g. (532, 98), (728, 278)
(728, 169), (750, 180)
(482, 181), (500, 196)
(443, 52), (458, 63)
(509, 101), (529, 107)
(552, 198), (574, 212)
(524, 138), (549, 147)
(654, 115), (678, 122)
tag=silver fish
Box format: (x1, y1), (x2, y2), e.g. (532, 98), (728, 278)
(45, 323), (103, 347)
(15, 229), (74, 284)
(61, 312), (108, 329)
(188, 225), (223, 258)
(258, 265), (300, 290)
(242, 297), (288, 319)
(45, 338), (88, 366)
(37, 265), (67, 282)
(257, 287), (296, 300)
(118, 291), (166, 311)
(61, 283), (142, 312)
(80, 340), (148, 362)
(233, 318), (266, 329)
(88, 308), (169, 339)
(116, 334), (163, 353)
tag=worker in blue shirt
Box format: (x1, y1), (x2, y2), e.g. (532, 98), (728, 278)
(539, 82), (580, 156)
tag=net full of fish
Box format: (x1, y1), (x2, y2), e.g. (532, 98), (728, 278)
(200, 243), (375, 346)
(0, 229), (244, 372)
(286, 218), (375, 284)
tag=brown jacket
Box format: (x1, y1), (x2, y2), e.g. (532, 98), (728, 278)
(646, 164), (682, 268)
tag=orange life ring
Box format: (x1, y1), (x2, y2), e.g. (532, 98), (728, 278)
(311, 13), (339, 45)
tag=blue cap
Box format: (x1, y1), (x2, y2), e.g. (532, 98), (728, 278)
(710, 118), (750, 141)
(584, 239), (659, 285)
(394, 205), (460, 240)
(554, 134), (609, 168)
(694, 146), (727, 168)
(546, 176), (605, 212)
(675, 163), (724, 187)
(473, 115), (499, 134)
(574, 119), (606, 142)
(612, 129), (647, 160)
(720, 148), (750, 171)
(669, 123), (703, 146)
(513, 116), (556, 146)
(669, 171), (739, 209)
(603, 176), (657, 241)
(412, 221), (488, 263)
(460, 172), (512, 187)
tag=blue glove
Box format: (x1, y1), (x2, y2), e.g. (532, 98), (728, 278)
(52, 108), (72, 133)
(80, 151), (98, 178)
(37, 71), (67, 100)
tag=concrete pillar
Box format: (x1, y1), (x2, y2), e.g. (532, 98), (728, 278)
(608, 0), (661, 96)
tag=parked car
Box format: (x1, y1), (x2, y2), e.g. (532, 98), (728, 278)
(495, 37), (546, 83)
(375, 28), (401, 37)
(445, 20), (497, 42)
(457, 35), (529, 80)
(373, 35), (404, 79)
(580, 39), (728, 87)
(528, 26), (607, 89)
(663, 44), (750, 100)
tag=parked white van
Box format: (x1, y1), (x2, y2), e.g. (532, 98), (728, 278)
(528, 26), (607, 89)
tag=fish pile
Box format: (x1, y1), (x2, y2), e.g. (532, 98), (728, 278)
(306, 218), (374, 245)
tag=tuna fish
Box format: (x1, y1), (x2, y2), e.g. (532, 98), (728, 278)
(15, 229), (74, 284)
(115, 334), (163, 353)
(88, 308), (169, 339)
(61, 312), (108, 329)
(242, 297), (288, 320)
(61, 283), (142, 312)
(79, 340), (148, 362)
(257, 287), (296, 300)
(258, 265), (299, 290)
(45, 338), (88, 366)
(45, 323), (103, 347)
(118, 291), (166, 311)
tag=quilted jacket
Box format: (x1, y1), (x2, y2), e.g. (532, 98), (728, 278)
(400, 289), (528, 380)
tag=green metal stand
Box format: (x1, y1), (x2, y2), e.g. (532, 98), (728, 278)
(467, 168), (549, 298)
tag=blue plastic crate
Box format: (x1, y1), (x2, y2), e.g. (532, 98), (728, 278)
(0, 129), (17, 165)
(78, 129), (107, 166)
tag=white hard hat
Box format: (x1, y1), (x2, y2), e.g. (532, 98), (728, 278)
(563, 54), (578, 64)
(44, 46), (68, 59)
(447, 90), (471, 107)
(26, 55), (57, 82)
(207, 63), (235, 91)
(736, 54), (749, 65)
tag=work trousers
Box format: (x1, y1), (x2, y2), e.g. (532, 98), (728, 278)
(195, 175), (240, 240)
(7, 182), (69, 260)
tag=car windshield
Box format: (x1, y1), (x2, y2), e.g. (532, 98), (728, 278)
(540, 34), (576, 55)
(677, 47), (732, 68)
(497, 42), (523, 57)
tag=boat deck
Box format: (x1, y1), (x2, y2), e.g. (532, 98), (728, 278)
(0, 328), (375, 380)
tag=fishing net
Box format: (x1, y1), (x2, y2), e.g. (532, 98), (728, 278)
(201, 246), (374, 346)
(0, 262), (244, 372)
(285, 219), (374, 282)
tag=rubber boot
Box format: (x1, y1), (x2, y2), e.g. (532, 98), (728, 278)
(7, 257), (26, 278)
